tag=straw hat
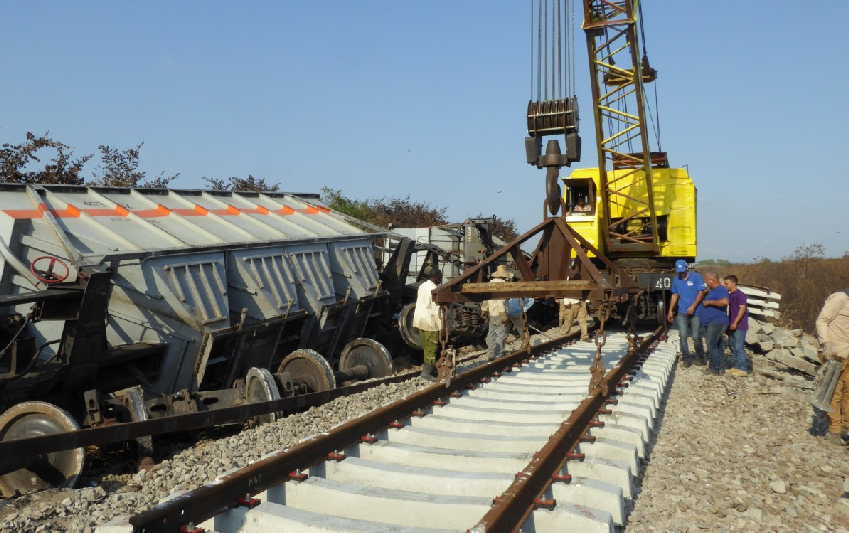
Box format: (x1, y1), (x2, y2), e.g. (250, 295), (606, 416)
(491, 264), (514, 280)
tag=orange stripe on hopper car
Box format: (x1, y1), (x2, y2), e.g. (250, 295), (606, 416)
(81, 205), (130, 217)
(3, 202), (323, 219)
(133, 205), (171, 218)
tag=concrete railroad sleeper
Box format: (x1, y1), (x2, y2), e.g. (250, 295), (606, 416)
(0, 351), (496, 479)
(101, 327), (673, 533)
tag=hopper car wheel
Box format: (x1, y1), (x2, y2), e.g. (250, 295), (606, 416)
(339, 338), (394, 380)
(398, 303), (422, 350)
(245, 367), (281, 424)
(0, 401), (85, 497)
(276, 349), (336, 395)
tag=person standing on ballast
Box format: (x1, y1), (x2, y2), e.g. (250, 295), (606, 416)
(700, 272), (730, 376)
(667, 259), (707, 366)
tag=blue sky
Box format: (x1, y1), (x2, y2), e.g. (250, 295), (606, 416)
(2, 1), (847, 261)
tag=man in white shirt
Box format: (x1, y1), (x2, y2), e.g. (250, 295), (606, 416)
(412, 268), (443, 381)
(816, 290), (849, 441)
(482, 265), (513, 361)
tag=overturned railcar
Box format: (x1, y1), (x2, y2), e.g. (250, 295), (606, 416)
(0, 184), (395, 495)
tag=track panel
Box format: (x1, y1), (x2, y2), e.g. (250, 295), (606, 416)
(98, 331), (678, 533)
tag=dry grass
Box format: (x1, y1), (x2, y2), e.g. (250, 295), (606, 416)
(716, 256), (849, 333)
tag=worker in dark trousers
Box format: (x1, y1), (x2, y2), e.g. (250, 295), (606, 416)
(412, 268), (442, 381)
(483, 265), (512, 361)
(699, 272), (729, 376)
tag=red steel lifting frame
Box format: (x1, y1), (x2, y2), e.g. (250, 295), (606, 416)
(433, 214), (638, 305)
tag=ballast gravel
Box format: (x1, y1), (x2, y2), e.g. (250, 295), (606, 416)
(626, 345), (849, 532)
(0, 328), (557, 533)
(2, 379), (433, 532)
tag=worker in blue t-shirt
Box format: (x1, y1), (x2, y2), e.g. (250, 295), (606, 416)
(667, 259), (707, 366)
(699, 271), (731, 375)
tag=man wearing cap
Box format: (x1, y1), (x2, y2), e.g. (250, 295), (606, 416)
(412, 268), (443, 381)
(667, 259), (707, 366)
(482, 265), (512, 361)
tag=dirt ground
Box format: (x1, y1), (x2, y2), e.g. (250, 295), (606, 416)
(626, 341), (849, 532)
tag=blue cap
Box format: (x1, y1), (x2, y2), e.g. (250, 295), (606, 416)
(674, 259), (688, 273)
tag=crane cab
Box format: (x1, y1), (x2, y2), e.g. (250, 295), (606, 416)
(562, 166), (698, 263)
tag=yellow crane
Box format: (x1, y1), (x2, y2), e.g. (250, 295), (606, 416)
(526, 0), (697, 264)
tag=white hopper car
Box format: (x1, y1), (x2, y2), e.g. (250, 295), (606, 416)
(0, 184), (402, 495)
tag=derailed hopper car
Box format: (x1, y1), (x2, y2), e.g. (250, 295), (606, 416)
(0, 184), (395, 495)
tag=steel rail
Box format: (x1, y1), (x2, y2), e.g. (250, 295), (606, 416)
(0, 349), (488, 477)
(471, 325), (665, 532)
(126, 331), (581, 533)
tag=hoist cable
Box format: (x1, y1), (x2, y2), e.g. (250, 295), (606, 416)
(530, 0), (534, 99)
(537, 0), (543, 101)
(555, 0), (561, 98)
(543, 0), (548, 100)
(637, 0), (662, 151)
(653, 83), (662, 151)
(637, 0), (649, 57)
(569, 0), (575, 97)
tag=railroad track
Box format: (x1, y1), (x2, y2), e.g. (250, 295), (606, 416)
(0, 348), (500, 485)
(97, 327), (673, 533)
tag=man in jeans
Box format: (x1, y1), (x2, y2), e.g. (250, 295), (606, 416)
(724, 275), (751, 376)
(700, 272), (730, 375)
(667, 259), (707, 366)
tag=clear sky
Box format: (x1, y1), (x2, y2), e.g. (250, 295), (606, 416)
(2, 1), (847, 261)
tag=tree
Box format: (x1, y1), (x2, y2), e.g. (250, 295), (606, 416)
(321, 187), (448, 228)
(0, 132), (91, 184)
(321, 187), (373, 221)
(790, 243), (825, 261)
(202, 175), (281, 192)
(368, 196), (448, 228)
(90, 142), (179, 188)
(787, 242), (825, 278)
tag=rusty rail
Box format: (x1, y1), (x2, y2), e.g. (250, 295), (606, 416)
(126, 331), (582, 533)
(471, 325), (664, 532)
(0, 350), (487, 477)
